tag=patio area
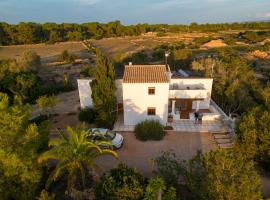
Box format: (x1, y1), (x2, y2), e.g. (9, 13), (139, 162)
(113, 115), (229, 133)
(170, 119), (228, 132)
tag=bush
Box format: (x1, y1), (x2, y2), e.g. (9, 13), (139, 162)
(135, 120), (165, 141)
(164, 125), (173, 130)
(58, 50), (77, 63)
(157, 32), (166, 37)
(78, 107), (96, 124)
(95, 163), (146, 200)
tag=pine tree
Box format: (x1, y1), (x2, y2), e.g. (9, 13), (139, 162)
(91, 49), (117, 128)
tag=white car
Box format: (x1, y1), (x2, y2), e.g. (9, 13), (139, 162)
(87, 128), (124, 149)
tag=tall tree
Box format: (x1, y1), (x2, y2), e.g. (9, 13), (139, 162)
(235, 107), (270, 169)
(153, 150), (262, 200)
(0, 93), (49, 200)
(203, 150), (261, 200)
(91, 49), (117, 128)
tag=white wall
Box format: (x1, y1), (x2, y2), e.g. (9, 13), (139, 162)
(170, 78), (213, 109)
(123, 83), (169, 125)
(77, 79), (93, 109)
(115, 79), (123, 103)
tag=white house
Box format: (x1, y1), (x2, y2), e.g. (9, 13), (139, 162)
(78, 64), (226, 126)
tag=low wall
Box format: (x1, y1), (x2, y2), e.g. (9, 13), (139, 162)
(189, 113), (221, 121)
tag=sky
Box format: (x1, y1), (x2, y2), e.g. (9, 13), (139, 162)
(0, 0), (270, 25)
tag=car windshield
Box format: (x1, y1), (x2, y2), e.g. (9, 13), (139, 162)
(106, 131), (116, 140)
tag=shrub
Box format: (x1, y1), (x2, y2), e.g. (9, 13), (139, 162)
(80, 65), (96, 77)
(164, 125), (173, 130)
(143, 177), (176, 200)
(95, 163), (146, 200)
(152, 150), (184, 188)
(157, 32), (166, 37)
(78, 107), (96, 124)
(58, 50), (77, 63)
(9, 51), (41, 72)
(135, 120), (165, 141)
(36, 95), (60, 118)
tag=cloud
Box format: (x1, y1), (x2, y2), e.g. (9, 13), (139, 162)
(205, 0), (231, 2)
(255, 12), (270, 18)
(151, 0), (191, 9)
(74, 0), (101, 5)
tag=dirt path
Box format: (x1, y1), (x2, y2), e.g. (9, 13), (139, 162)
(261, 173), (270, 199)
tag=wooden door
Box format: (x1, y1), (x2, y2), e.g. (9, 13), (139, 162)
(187, 99), (193, 112)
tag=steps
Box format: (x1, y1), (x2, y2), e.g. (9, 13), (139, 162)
(211, 131), (234, 149)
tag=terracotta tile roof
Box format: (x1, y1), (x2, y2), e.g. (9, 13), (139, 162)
(123, 65), (169, 83)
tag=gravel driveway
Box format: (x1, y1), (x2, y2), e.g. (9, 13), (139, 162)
(95, 131), (217, 177)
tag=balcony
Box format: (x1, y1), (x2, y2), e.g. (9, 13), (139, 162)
(169, 84), (208, 99)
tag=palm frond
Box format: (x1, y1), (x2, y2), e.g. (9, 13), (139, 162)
(99, 149), (118, 158)
(57, 128), (68, 141)
(38, 148), (62, 163)
(49, 138), (62, 147)
(45, 161), (70, 189)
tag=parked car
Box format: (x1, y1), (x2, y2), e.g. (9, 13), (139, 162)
(86, 128), (124, 149)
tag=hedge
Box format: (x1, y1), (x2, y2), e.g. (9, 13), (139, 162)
(135, 120), (165, 141)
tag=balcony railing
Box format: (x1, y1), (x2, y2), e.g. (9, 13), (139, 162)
(169, 85), (205, 90)
(169, 89), (208, 99)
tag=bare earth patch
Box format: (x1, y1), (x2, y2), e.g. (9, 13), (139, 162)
(0, 41), (89, 62)
(94, 131), (217, 178)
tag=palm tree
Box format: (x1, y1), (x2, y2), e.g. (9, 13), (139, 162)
(38, 126), (118, 193)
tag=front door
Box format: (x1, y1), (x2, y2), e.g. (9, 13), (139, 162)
(179, 99), (193, 119)
(186, 99), (193, 111)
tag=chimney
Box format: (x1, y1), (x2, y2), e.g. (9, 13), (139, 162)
(129, 62), (132, 66)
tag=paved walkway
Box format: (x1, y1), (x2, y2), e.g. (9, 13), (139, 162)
(171, 120), (228, 133)
(113, 115), (228, 133)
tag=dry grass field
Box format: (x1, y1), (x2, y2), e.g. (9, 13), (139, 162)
(0, 41), (90, 62)
(88, 32), (223, 57)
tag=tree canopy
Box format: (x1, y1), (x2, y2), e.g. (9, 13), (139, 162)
(153, 150), (262, 200)
(1, 21), (270, 45)
(0, 93), (50, 200)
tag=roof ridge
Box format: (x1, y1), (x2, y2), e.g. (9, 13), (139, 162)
(125, 64), (166, 67)
(123, 64), (169, 83)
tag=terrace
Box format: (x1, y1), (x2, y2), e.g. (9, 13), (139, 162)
(168, 99), (227, 121)
(169, 83), (208, 99)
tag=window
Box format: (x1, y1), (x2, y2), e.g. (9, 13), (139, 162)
(148, 87), (155, 95)
(147, 107), (156, 115)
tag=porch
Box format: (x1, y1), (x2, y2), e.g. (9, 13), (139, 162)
(168, 99), (223, 121)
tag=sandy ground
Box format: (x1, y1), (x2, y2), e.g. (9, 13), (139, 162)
(94, 131), (217, 178)
(0, 41), (89, 62)
(31, 90), (81, 120)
